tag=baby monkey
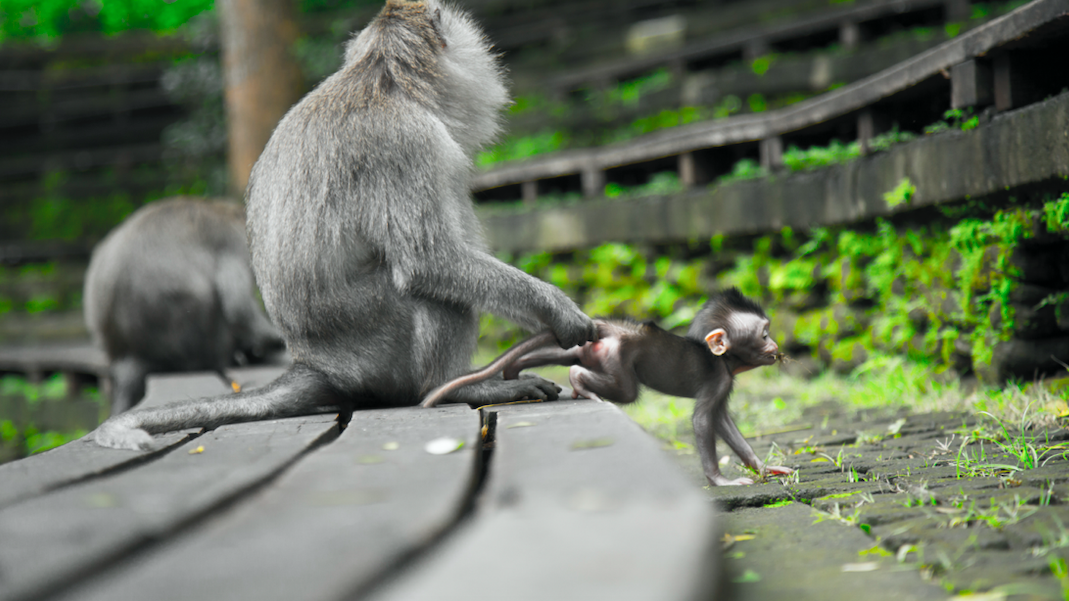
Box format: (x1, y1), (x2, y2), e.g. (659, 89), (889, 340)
(422, 287), (793, 486)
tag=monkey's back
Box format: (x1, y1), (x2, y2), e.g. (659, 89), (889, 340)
(84, 198), (250, 368)
(243, 1), (508, 400)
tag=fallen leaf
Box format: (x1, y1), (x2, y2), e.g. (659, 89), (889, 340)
(506, 421), (537, 429)
(841, 562), (878, 572)
(357, 455), (383, 464)
(733, 569), (761, 583)
(382, 441), (399, 451)
(425, 437), (464, 455)
(231, 381), (242, 393)
(570, 437), (614, 450)
(1046, 400), (1069, 418)
(188, 446), (205, 455)
(85, 492), (118, 508)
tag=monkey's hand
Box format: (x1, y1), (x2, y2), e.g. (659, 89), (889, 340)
(92, 415), (156, 451)
(449, 374), (562, 407)
(548, 305), (597, 349)
(763, 465), (794, 476)
(709, 473), (756, 486)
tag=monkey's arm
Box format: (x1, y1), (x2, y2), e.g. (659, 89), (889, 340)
(693, 376), (758, 486)
(400, 248), (595, 349)
(714, 404), (794, 480)
(93, 364), (339, 450)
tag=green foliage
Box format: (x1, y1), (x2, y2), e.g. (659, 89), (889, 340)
(750, 55), (775, 76)
(782, 140), (859, 171)
(713, 95), (743, 119)
(598, 68), (673, 108)
(25, 191), (137, 241)
(0, 0), (213, 43)
(924, 108), (978, 135)
(1, 374), (71, 403)
(718, 159), (767, 184)
(883, 177), (916, 208)
(1043, 192), (1069, 232)
(476, 130), (569, 168)
(747, 93), (767, 113)
(603, 172), (683, 200)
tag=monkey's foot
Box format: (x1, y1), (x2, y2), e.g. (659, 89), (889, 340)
(92, 419), (155, 451)
(570, 389), (603, 402)
(455, 375), (562, 406)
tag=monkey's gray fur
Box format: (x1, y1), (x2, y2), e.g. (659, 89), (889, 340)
(84, 198), (285, 415)
(92, 0), (595, 450)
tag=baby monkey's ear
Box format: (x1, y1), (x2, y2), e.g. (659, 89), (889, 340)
(705, 329), (730, 356)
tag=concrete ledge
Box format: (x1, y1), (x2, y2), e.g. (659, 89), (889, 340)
(480, 91), (1069, 253)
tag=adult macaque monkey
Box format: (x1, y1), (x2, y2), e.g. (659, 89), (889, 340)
(422, 288), (793, 486)
(84, 198), (285, 415)
(92, 0), (595, 450)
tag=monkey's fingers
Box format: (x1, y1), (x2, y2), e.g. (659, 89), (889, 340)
(764, 465), (794, 475)
(710, 474), (755, 486)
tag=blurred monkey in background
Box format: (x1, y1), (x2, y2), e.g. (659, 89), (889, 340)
(84, 198), (285, 415)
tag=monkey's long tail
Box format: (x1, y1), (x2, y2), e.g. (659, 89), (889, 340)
(420, 331), (557, 409)
(93, 363), (343, 450)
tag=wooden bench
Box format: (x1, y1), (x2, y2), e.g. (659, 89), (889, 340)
(0, 367), (720, 601)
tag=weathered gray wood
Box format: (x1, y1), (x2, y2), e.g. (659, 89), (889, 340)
(951, 59), (994, 109)
(581, 165), (606, 198)
(522, 180), (539, 205)
(225, 364), (289, 392)
(760, 136), (784, 170)
(0, 343), (106, 379)
(56, 406), (480, 601)
(857, 108), (876, 154)
(839, 19), (862, 50)
(993, 54), (1023, 111)
(0, 433), (193, 511)
(0, 414), (338, 601)
(679, 152), (714, 187)
(369, 400), (720, 601)
(473, 0), (1069, 191)
(0, 373), (233, 511)
(137, 372), (233, 409)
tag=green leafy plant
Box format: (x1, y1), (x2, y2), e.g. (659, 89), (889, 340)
(883, 177), (917, 208)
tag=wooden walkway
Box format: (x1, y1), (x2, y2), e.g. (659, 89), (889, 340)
(0, 367), (719, 601)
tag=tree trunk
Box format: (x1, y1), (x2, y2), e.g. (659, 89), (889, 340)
(218, 0), (304, 198)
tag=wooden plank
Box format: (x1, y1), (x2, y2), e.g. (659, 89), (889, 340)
(0, 343), (106, 377)
(137, 372), (232, 409)
(0, 433), (193, 511)
(0, 414), (339, 601)
(225, 364), (289, 392)
(473, 0), (1069, 191)
(369, 400), (720, 601)
(0, 373), (233, 510)
(56, 405), (481, 601)
(951, 58), (994, 109)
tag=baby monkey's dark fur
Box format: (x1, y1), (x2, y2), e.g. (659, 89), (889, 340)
(422, 288), (793, 486)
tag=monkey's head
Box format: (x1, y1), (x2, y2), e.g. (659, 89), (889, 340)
(344, 1), (509, 155)
(688, 288), (779, 374)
